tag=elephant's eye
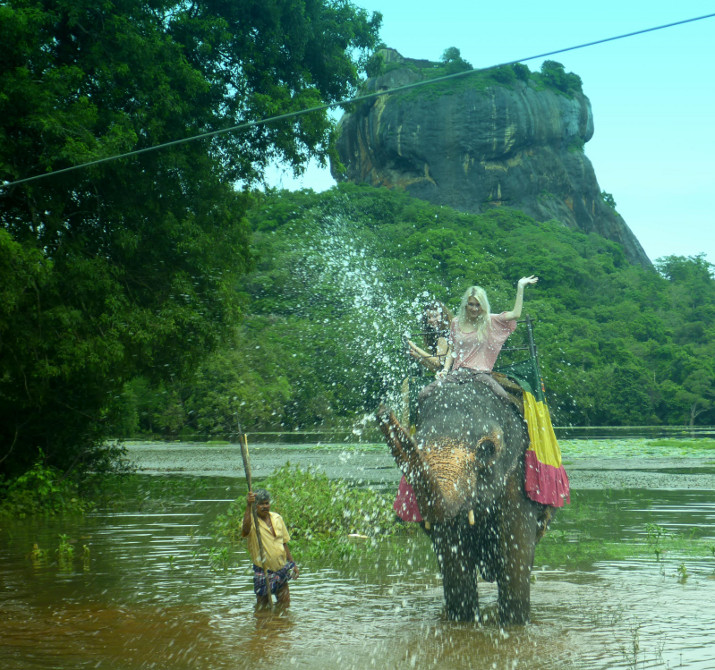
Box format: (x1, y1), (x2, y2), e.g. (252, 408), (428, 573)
(475, 429), (502, 467)
(476, 438), (496, 461)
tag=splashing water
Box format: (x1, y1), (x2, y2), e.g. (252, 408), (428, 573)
(294, 208), (427, 426)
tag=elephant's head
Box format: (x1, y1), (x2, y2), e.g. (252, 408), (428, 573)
(379, 372), (527, 524)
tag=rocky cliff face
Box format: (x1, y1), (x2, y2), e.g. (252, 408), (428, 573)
(331, 49), (650, 267)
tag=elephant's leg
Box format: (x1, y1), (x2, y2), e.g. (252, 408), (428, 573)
(433, 525), (479, 622)
(496, 542), (534, 624)
(496, 486), (540, 625)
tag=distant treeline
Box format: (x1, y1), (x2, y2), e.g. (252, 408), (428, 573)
(117, 184), (715, 436)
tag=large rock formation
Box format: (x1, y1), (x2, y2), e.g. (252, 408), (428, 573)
(331, 49), (650, 267)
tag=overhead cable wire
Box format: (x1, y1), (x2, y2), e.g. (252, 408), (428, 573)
(3, 11), (715, 188)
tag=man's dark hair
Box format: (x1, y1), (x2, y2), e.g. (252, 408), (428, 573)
(254, 488), (270, 503)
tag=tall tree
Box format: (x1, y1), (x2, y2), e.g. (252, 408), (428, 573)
(0, 0), (381, 478)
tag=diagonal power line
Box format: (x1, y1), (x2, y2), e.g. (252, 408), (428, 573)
(3, 11), (715, 188)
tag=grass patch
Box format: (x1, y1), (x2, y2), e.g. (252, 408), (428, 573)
(560, 437), (715, 458)
(536, 536), (636, 566)
(536, 499), (715, 569)
(647, 438), (715, 451)
(537, 531), (715, 567)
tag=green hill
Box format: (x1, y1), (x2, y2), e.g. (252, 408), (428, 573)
(121, 184), (714, 435)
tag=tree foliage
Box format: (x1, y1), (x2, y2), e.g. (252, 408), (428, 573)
(538, 60), (583, 95)
(440, 46), (471, 73)
(0, 0), (381, 479)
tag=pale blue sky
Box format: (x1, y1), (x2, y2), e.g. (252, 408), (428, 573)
(270, 1), (715, 267)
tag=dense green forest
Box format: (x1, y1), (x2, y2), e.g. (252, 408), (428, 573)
(119, 184), (715, 436)
(0, 0), (380, 481)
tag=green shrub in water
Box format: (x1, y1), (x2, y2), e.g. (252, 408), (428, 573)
(0, 457), (91, 518)
(214, 464), (404, 562)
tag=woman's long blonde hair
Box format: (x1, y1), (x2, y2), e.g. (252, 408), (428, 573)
(456, 286), (491, 342)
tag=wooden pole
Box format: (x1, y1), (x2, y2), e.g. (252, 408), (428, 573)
(239, 431), (272, 603)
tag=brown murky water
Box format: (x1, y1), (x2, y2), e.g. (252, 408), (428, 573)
(1, 440), (714, 669)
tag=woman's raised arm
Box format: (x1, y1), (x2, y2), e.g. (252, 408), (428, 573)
(503, 275), (538, 321)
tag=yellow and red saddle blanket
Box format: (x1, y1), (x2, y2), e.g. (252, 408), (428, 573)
(494, 359), (570, 507)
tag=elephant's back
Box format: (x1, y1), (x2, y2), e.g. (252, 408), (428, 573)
(417, 370), (525, 441)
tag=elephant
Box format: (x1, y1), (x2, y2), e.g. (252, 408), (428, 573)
(377, 369), (551, 624)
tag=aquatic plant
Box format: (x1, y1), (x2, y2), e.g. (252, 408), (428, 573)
(29, 543), (48, 569)
(645, 522), (668, 547)
(676, 563), (689, 582)
(56, 533), (76, 572)
(214, 464), (409, 562)
(208, 546), (232, 572)
(57, 534), (74, 560)
(620, 622), (642, 670)
(0, 457), (91, 518)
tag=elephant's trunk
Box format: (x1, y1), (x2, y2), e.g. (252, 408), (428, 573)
(376, 405), (432, 489)
(377, 406), (473, 523)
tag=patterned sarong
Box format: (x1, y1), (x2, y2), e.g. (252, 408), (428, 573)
(253, 561), (296, 596)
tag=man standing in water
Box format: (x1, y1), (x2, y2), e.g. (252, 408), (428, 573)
(242, 489), (298, 606)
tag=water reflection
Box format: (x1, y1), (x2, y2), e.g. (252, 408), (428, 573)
(239, 608), (297, 662)
(1, 461), (714, 669)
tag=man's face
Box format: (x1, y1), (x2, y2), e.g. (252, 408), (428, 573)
(256, 498), (271, 519)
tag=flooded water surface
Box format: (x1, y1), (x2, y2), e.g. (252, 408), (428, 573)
(1, 439), (714, 669)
